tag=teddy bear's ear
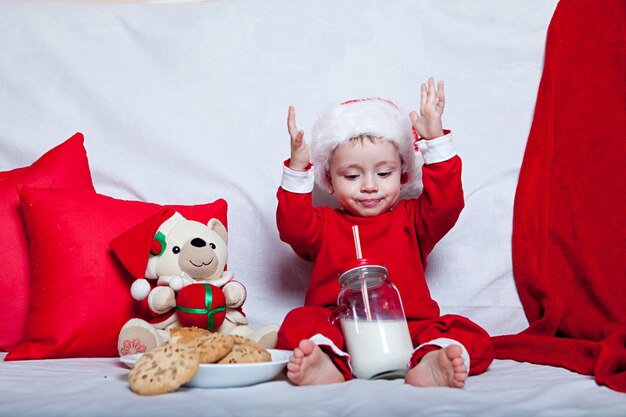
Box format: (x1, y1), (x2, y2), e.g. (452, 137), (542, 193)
(207, 218), (228, 245)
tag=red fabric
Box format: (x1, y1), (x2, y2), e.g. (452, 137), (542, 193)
(0, 133), (94, 351)
(5, 188), (226, 360)
(108, 208), (178, 279)
(276, 156), (464, 320)
(492, 0), (626, 393)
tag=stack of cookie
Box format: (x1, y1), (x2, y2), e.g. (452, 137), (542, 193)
(128, 328), (272, 395)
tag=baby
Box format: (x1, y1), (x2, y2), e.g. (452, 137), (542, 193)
(276, 79), (494, 387)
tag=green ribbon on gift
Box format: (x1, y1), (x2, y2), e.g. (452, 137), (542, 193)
(176, 284), (226, 330)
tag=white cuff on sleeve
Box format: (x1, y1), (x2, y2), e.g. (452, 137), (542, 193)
(416, 132), (456, 164)
(309, 333), (350, 358)
(281, 164), (315, 193)
(414, 337), (470, 373)
(309, 333), (353, 374)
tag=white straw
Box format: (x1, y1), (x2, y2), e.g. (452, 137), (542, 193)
(352, 225), (372, 321)
(352, 225), (362, 259)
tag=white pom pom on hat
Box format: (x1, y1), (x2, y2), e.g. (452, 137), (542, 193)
(310, 97), (422, 194)
(130, 279), (151, 300)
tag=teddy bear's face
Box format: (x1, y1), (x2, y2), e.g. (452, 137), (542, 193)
(155, 219), (228, 281)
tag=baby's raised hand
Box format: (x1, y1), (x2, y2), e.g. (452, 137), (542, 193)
(410, 78), (445, 140)
(287, 106), (310, 170)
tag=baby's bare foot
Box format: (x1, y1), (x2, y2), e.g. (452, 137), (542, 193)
(286, 339), (345, 386)
(404, 345), (467, 388)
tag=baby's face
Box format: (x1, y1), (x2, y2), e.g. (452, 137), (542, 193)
(327, 138), (402, 217)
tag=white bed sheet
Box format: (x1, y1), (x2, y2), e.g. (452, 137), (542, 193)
(1, 353), (625, 417)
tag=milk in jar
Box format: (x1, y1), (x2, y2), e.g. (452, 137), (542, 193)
(341, 319), (413, 379)
(335, 258), (414, 379)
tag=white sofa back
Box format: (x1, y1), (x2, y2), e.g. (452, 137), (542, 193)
(0, 0), (559, 337)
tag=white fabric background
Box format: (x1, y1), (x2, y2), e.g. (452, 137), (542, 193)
(0, 0), (556, 338)
(3, 2), (626, 416)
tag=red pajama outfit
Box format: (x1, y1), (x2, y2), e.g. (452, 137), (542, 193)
(276, 136), (494, 380)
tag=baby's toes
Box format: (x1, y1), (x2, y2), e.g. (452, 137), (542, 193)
(287, 360), (301, 373)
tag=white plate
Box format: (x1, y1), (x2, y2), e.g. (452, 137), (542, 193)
(120, 349), (292, 388)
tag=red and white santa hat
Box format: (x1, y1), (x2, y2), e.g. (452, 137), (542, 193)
(109, 208), (186, 281)
(310, 97), (422, 194)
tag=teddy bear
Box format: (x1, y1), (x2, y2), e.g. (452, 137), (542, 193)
(111, 208), (279, 356)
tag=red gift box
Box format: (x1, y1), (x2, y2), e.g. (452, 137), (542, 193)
(176, 283), (227, 330)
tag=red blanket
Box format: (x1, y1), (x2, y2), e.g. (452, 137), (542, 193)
(492, 0), (626, 393)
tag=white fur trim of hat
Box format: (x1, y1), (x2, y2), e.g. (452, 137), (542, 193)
(310, 98), (422, 194)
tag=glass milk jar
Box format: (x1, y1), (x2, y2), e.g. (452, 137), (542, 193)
(336, 259), (414, 379)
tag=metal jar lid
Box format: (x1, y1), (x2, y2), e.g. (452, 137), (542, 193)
(338, 258), (388, 286)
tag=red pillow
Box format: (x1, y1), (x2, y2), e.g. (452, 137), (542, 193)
(5, 187), (227, 360)
(0, 133), (94, 352)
